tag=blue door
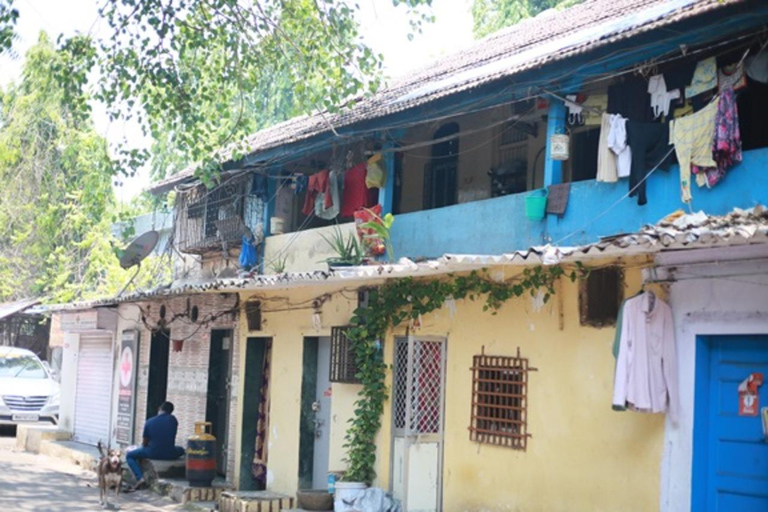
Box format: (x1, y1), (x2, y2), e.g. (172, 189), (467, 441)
(693, 336), (768, 511)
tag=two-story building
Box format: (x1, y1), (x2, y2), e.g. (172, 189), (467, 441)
(51, 1), (768, 510)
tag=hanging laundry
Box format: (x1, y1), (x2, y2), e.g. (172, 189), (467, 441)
(302, 169), (331, 217)
(316, 170), (342, 220)
(685, 57), (717, 99)
(612, 292), (679, 422)
(608, 76), (654, 122)
(626, 121), (677, 206)
(341, 163), (378, 217)
(293, 174), (308, 196)
(648, 75), (680, 119)
(607, 114), (631, 179)
(718, 62), (747, 92)
(565, 94), (584, 126)
(596, 113), (618, 183)
(366, 153), (387, 189)
(582, 93), (608, 126)
(692, 86), (742, 188)
(669, 96), (719, 203)
(673, 99), (694, 119)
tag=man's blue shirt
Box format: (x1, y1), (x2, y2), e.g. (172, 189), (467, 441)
(142, 412), (179, 459)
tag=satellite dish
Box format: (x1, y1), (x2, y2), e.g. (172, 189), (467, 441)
(120, 231), (159, 269)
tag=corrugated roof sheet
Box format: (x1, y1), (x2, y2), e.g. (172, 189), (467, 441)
(0, 299), (41, 321)
(49, 206), (768, 311)
(151, 0), (739, 193)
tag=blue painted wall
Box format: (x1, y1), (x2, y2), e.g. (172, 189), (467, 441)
(391, 148), (768, 259)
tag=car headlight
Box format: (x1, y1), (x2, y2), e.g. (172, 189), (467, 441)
(48, 391), (60, 407)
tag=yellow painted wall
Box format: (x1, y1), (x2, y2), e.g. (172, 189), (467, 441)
(234, 260), (665, 511)
(235, 283), (386, 494)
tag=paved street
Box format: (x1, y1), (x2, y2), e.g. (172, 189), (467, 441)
(0, 427), (181, 511)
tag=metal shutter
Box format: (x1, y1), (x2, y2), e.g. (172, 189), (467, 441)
(73, 334), (113, 446)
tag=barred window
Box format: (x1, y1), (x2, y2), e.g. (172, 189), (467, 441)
(330, 326), (360, 384)
(470, 348), (535, 450)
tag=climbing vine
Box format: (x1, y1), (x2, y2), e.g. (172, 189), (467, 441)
(342, 264), (586, 483)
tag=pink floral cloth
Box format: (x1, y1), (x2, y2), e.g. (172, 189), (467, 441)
(692, 86), (742, 187)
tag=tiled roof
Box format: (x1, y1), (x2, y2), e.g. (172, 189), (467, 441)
(151, 0), (739, 193)
(48, 206), (768, 311)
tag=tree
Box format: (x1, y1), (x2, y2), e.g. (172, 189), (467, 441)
(0, 34), (169, 303)
(0, 1), (436, 182)
(0, 0), (17, 55)
(471, 0), (583, 39)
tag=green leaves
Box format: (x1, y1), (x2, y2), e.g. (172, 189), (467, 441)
(471, 0), (584, 39)
(0, 0), (17, 56)
(0, 36), (172, 304)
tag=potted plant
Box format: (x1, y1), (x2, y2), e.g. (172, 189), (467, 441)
(320, 226), (364, 268)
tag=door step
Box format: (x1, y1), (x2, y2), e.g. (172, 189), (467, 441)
(153, 478), (232, 504)
(219, 490), (295, 512)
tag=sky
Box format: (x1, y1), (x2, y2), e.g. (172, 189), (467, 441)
(0, 0), (475, 202)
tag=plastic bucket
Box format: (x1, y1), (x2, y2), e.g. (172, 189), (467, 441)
(525, 188), (549, 221)
(334, 482), (367, 512)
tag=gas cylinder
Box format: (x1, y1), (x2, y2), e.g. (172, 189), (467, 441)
(186, 421), (217, 487)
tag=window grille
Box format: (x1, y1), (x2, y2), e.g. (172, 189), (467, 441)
(393, 337), (445, 434)
(579, 267), (623, 327)
(330, 326), (360, 383)
(175, 174), (263, 254)
(470, 347), (535, 450)
(492, 123), (529, 197)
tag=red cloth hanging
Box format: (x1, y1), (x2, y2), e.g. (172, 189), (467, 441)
(341, 163), (378, 217)
(302, 169), (331, 216)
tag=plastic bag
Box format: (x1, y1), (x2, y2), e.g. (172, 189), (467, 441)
(354, 204), (385, 257)
(239, 235), (258, 270)
(365, 153), (387, 189)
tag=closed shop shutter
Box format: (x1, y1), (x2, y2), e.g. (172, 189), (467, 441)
(73, 334), (113, 446)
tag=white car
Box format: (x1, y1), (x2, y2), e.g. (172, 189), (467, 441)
(0, 347), (60, 426)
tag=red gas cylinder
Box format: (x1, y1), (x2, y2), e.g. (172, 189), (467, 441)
(186, 421), (217, 487)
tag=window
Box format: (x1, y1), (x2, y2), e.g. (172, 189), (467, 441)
(470, 348), (534, 450)
(245, 300), (262, 331)
(329, 326), (360, 384)
(492, 123), (529, 197)
(579, 266), (623, 327)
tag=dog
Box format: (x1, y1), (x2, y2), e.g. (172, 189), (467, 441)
(97, 441), (123, 509)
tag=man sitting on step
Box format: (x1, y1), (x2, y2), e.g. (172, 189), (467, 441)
(126, 401), (185, 489)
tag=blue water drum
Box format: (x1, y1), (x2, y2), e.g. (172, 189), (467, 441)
(186, 421), (217, 487)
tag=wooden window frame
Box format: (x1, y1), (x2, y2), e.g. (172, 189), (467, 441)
(579, 266), (624, 328)
(469, 347), (535, 450)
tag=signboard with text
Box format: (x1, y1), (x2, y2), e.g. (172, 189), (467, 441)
(116, 330), (140, 445)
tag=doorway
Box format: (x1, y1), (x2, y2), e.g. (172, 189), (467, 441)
(146, 329), (170, 420)
(298, 337), (332, 490)
(692, 335), (768, 511)
(239, 337), (271, 491)
(391, 336), (447, 512)
(423, 122), (459, 210)
(206, 329), (233, 477)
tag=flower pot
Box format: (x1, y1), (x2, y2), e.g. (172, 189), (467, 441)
(334, 482), (367, 512)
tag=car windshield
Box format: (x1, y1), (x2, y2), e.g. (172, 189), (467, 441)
(0, 355), (47, 379)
